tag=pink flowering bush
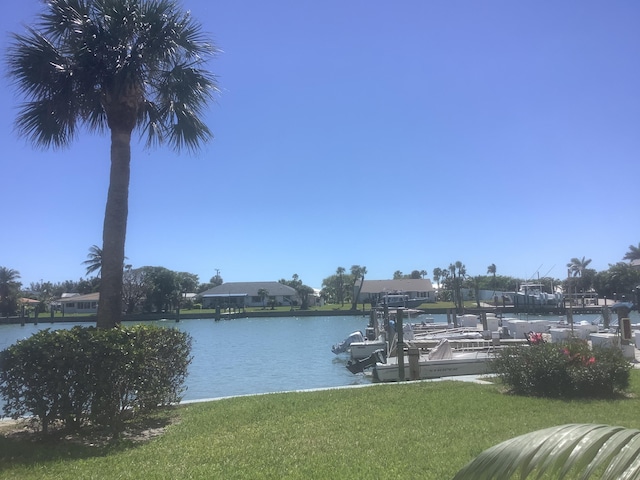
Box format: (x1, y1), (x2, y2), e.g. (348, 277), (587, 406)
(493, 338), (630, 398)
(526, 331), (545, 345)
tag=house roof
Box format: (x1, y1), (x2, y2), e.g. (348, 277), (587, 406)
(58, 292), (99, 303)
(359, 279), (435, 294)
(200, 282), (298, 297)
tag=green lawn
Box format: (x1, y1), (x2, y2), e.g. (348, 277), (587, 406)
(2, 371), (640, 479)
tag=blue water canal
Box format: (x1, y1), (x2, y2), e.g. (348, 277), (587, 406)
(0, 315), (375, 408)
(1, 311), (638, 411)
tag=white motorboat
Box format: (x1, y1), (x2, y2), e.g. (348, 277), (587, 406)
(372, 339), (493, 382)
(348, 339), (388, 360)
(378, 293), (425, 309)
(331, 331), (365, 355)
(332, 331), (387, 360)
(514, 283), (563, 307)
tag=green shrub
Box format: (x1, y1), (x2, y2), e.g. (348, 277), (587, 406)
(129, 325), (192, 411)
(492, 338), (631, 398)
(0, 325), (192, 433)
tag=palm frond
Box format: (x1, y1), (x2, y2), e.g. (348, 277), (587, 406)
(82, 245), (103, 276)
(8, 0), (217, 152)
(453, 424), (640, 480)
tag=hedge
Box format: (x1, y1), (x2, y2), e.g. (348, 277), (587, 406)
(0, 325), (192, 434)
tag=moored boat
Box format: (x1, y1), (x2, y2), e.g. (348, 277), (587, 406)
(514, 283), (563, 307)
(332, 330), (388, 360)
(378, 293), (425, 309)
(372, 339), (493, 382)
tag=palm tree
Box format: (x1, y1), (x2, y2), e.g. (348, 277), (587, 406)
(567, 256), (592, 277)
(8, 0), (218, 328)
(349, 265), (367, 310)
(623, 243), (640, 262)
(449, 261), (466, 313)
(487, 263), (497, 299)
(0, 267), (22, 316)
(432, 268), (443, 290)
(454, 423), (640, 480)
(82, 245), (103, 277)
(567, 257), (593, 300)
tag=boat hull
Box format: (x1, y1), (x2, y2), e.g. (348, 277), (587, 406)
(381, 299), (425, 309)
(373, 352), (493, 382)
(349, 340), (388, 360)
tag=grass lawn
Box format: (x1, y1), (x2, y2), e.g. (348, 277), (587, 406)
(2, 371), (640, 479)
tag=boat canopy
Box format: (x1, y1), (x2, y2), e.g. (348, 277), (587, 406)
(428, 339), (453, 360)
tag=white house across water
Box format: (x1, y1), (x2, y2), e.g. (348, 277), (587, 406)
(57, 292), (99, 314)
(199, 282), (301, 309)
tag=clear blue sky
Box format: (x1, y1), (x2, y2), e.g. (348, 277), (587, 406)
(1, 1), (639, 290)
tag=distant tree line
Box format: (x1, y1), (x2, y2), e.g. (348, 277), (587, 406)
(2, 243), (640, 318)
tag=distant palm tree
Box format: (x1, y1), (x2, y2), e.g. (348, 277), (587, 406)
(567, 256), (592, 277)
(623, 243), (640, 262)
(82, 245), (103, 277)
(449, 261), (466, 313)
(487, 263), (497, 291)
(8, 0), (218, 328)
(0, 267), (21, 298)
(350, 265), (367, 310)
(487, 263), (496, 277)
(0, 267), (21, 316)
(454, 423), (640, 480)
(432, 268), (443, 289)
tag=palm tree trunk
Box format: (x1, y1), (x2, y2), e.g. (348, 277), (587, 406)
(97, 130), (131, 328)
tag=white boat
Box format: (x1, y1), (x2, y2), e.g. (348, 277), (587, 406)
(332, 331), (387, 360)
(372, 339), (493, 382)
(378, 293), (425, 309)
(514, 283), (563, 307)
(348, 339), (388, 360)
(331, 331), (365, 355)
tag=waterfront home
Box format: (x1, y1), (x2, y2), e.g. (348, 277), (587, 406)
(57, 292), (99, 314)
(199, 282), (300, 309)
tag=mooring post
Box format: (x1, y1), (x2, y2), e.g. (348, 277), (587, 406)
(602, 305), (611, 329)
(408, 346), (420, 380)
(397, 308), (405, 382)
(369, 309), (377, 337)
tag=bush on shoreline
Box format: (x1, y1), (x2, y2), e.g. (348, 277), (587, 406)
(0, 325), (192, 434)
(493, 337), (631, 398)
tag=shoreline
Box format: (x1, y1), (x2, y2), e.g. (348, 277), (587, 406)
(0, 304), (616, 326)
